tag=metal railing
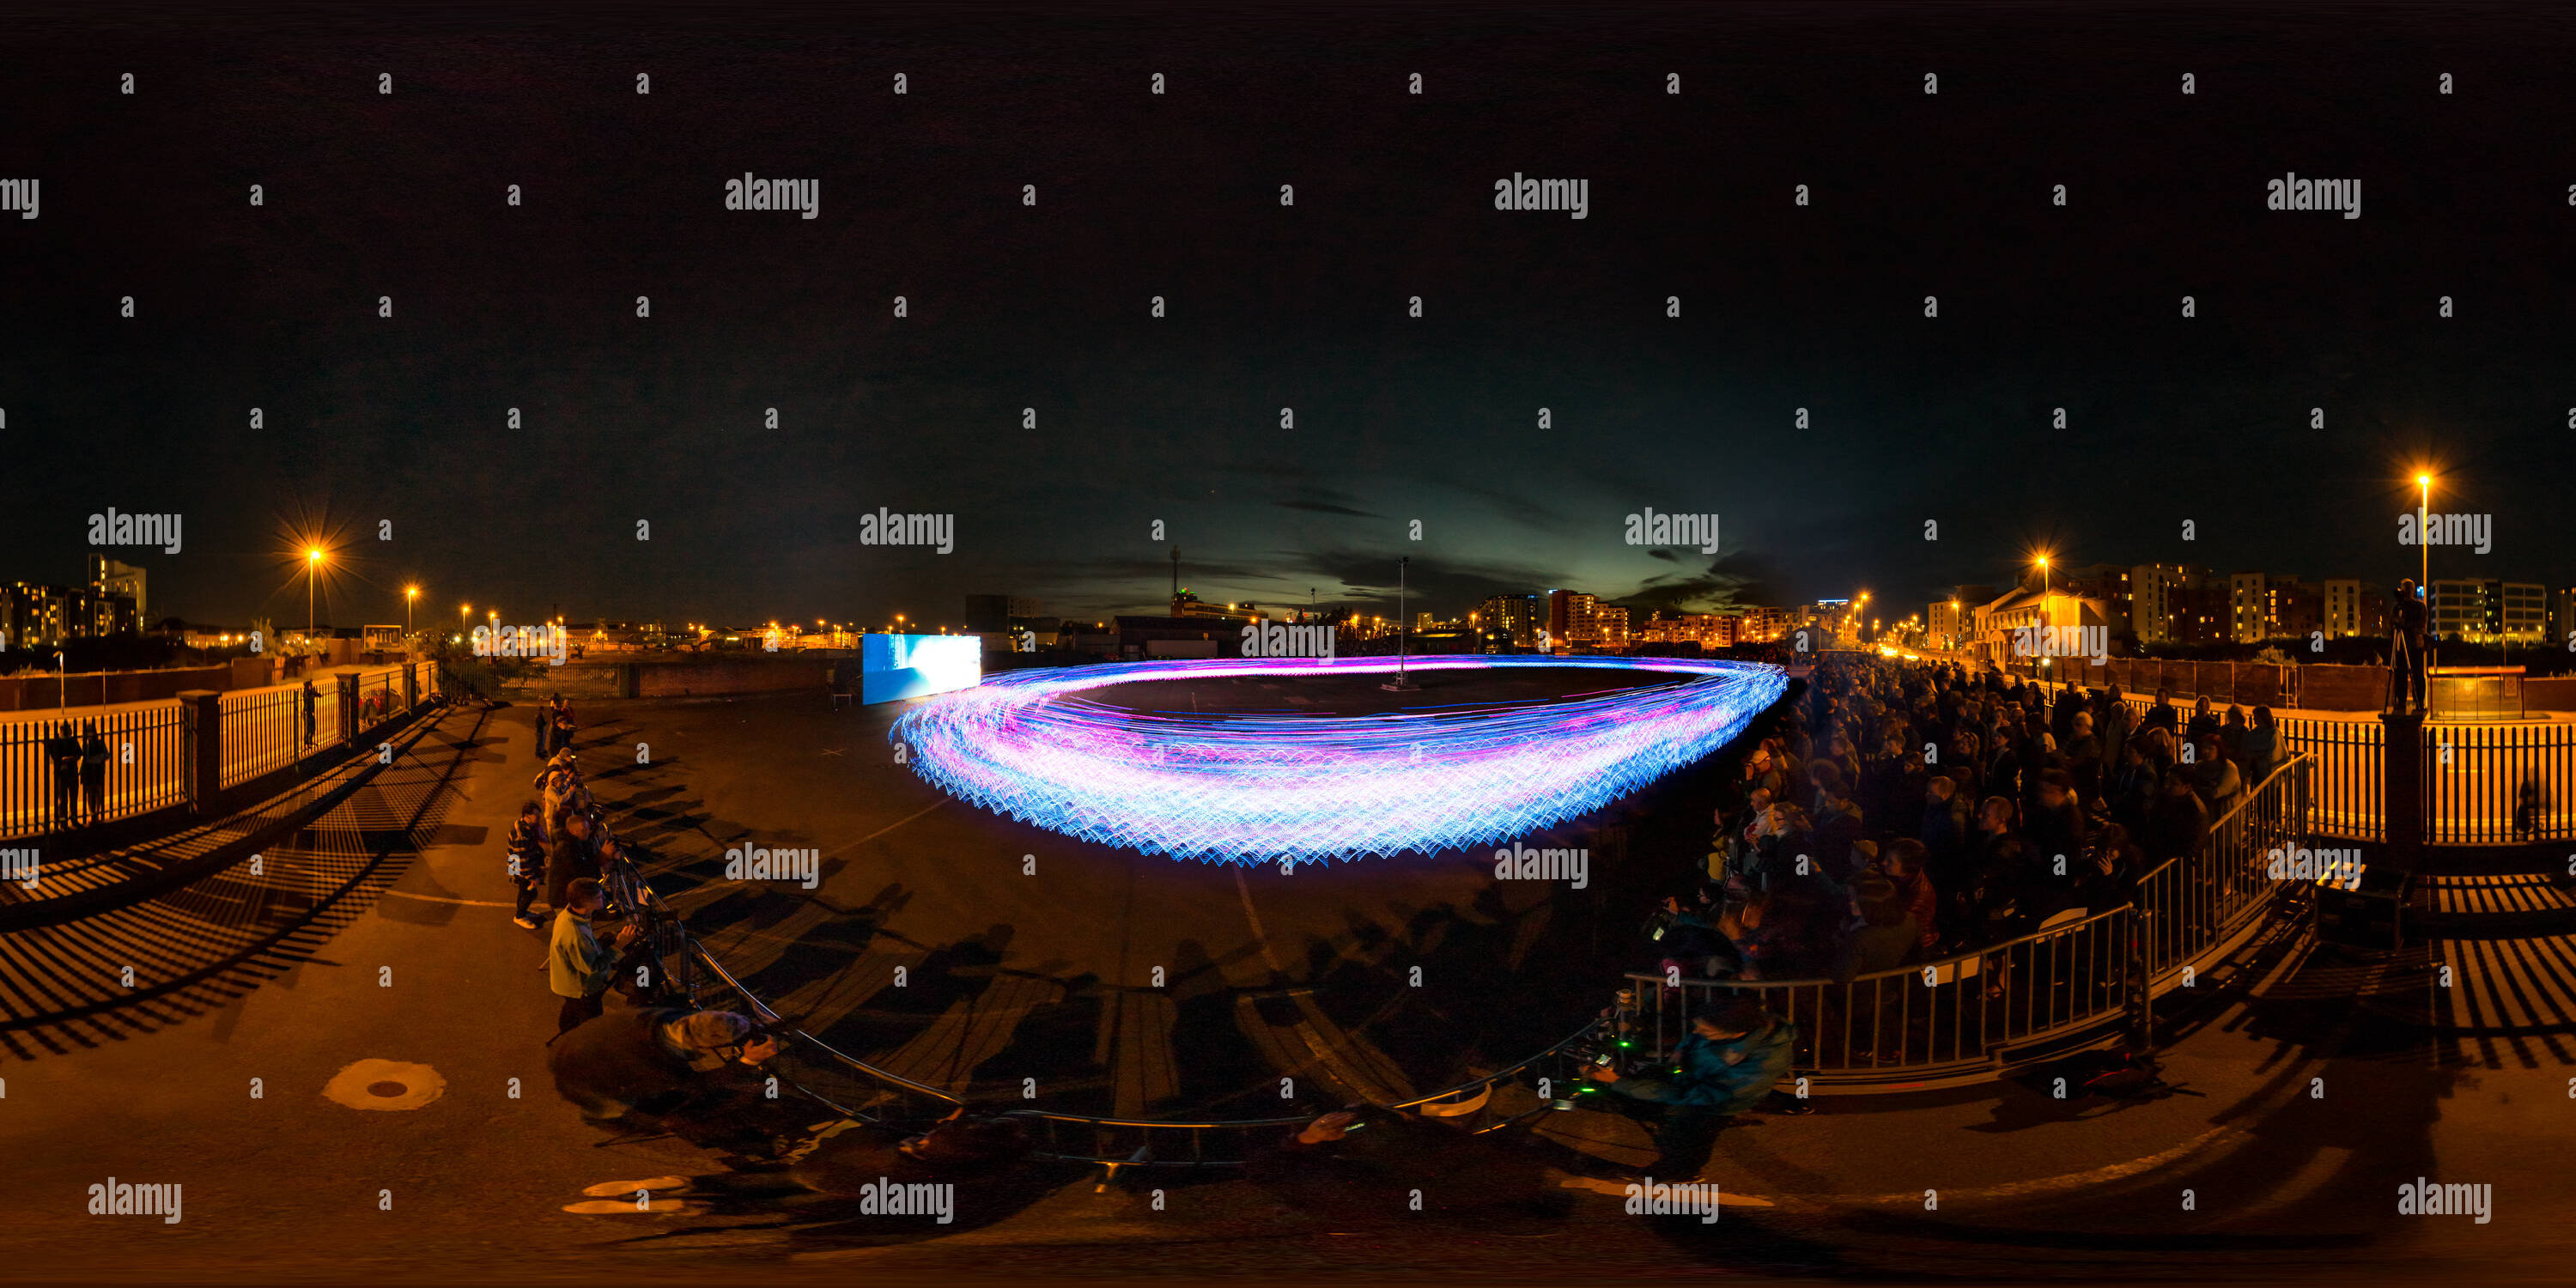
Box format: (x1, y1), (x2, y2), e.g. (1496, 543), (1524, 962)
(1625, 754), (2312, 1090)
(2424, 718), (2576, 843)
(0, 704), (191, 837)
(2, 663), (431, 839)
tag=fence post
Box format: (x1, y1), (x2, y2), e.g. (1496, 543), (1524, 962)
(2380, 709), (2424, 854)
(179, 690), (222, 814)
(403, 663), (419, 712)
(336, 671), (359, 745)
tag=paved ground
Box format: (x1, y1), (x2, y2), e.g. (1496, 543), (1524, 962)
(3, 690), (2573, 1283)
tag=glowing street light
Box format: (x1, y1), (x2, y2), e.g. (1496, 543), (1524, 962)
(305, 546), (327, 641)
(404, 585), (419, 636)
(2415, 471), (2433, 600)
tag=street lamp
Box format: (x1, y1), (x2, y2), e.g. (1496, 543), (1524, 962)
(306, 546), (325, 643)
(2415, 472), (2433, 609)
(405, 585), (418, 637)
(1381, 556), (1416, 691)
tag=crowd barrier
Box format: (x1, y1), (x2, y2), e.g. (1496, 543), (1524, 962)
(1625, 753), (2313, 1091)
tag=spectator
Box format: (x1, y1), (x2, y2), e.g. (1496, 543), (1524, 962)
(301, 677), (319, 748)
(549, 1005), (776, 1124)
(549, 877), (637, 1034)
(2143, 687), (2178, 736)
(77, 721), (108, 823)
(44, 726), (81, 828)
(1920, 774), (1971, 892)
(2186, 696), (2220, 745)
(2084, 823), (2144, 910)
(2188, 733), (2242, 817)
(508, 800), (547, 929)
(1965, 834), (2035, 948)
(2240, 707), (2284, 787)
(1834, 875), (1919, 982)
(2062, 711), (2103, 809)
(1810, 775), (1866, 879)
(2110, 739), (2160, 836)
(1584, 998), (1797, 1178)
(1878, 838), (1941, 954)
(547, 811), (596, 913)
(551, 695), (577, 756)
(1972, 794), (2020, 872)
(2026, 769), (2089, 875)
(2147, 771), (2209, 865)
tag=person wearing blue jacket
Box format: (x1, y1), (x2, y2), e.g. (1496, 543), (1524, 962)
(1586, 997), (1797, 1178)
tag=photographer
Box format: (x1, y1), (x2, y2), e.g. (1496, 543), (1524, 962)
(549, 1005), (781, 1125)
(1583, 997), (1797, 1178)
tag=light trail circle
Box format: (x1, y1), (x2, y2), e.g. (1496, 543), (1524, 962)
(890, 654), (1788, 866)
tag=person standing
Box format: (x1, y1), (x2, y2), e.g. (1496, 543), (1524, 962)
(508, 800), (548, 929)
(300, 677), (319, 748)
(550, 696), (576, 757)
(2391, 579), (2427, 714)
(550, 878), (637, 1034)
(547, 811), (595, 913)
(77, 721), (109, 824)
(45, 725), (82, 829)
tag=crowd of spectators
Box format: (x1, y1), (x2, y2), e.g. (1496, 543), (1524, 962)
(1649, 656), (2292, 992)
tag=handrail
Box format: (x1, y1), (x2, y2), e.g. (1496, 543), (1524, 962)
(1623, 750), (2315, 1088)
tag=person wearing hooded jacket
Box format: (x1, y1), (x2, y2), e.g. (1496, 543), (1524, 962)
(1585, 997), (1797, 1177)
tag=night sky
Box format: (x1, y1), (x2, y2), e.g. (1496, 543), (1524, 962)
(5, 2), (2573, 631)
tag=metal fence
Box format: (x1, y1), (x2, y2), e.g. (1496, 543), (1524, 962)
(1, 663), (432, 840)
(2023, 675), (2576, 844)
(1625, 755), (2312, 1090)
(0, 704), (191, 839)
(2425, 718), (2576, 843)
